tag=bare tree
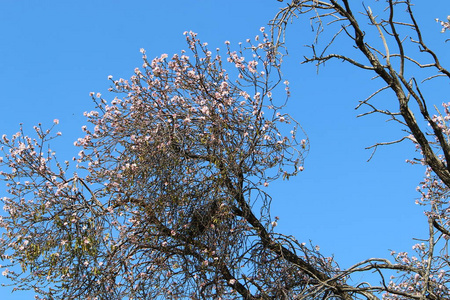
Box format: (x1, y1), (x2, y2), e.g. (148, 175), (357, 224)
(269, 0), (450, 299)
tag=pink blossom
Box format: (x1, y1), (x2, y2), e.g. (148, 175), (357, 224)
(200, 106), (209, 115)
(436, 16), (450, 32)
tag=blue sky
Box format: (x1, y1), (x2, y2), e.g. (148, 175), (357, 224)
(0, 0), (449, 298)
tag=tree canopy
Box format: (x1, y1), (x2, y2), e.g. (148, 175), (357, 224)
(1, 1), (450, 299)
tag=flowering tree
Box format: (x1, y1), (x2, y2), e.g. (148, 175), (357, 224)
(1, 0), (450, 299)
(268, 0), (450, 299)
(0, 30), (335, 300)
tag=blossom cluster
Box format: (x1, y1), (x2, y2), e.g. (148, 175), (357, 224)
(436, 16), (450, 33)
(384, 102), (450, 299)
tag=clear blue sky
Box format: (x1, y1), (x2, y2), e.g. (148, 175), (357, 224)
(0, 1), (448, 298)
